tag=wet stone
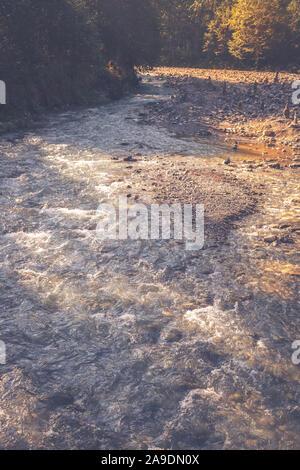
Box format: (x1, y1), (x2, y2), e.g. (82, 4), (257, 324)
(161, 328), (183, 343)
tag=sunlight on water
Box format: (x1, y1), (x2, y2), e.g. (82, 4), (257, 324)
(0, 78), (299, 450)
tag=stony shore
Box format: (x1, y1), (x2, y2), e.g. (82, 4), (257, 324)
(120, 68), (300, 249)
(127, 155), (260, 246)
(141, 67), (300, 167)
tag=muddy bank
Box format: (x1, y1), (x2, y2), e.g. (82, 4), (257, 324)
(141, 67), (300, 165)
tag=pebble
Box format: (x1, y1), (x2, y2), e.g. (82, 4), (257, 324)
(264, 235), (277, 243)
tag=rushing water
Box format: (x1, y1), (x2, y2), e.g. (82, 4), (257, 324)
(0, 78), (299, 449)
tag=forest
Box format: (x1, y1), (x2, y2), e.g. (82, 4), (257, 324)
(158, 0), (300, 67)
(0, 0), (299, 120)
(0, 0), (159, 120)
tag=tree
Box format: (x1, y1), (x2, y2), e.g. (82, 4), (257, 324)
(89, 0), (159, 68)
(0, 0), (160, 120)
(228, 0), (290, 65)
(203, 0), (233, 60)
(154, 0), (196, 64)
(288, 0), (300, 62)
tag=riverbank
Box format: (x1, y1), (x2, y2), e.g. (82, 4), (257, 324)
(0, 65), (139, 135)
(141, 67), (300, 166)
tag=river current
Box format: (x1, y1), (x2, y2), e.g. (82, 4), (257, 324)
(0, 77), (299, 449)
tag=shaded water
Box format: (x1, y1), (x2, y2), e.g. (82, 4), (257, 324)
(0, 78), (299, 449)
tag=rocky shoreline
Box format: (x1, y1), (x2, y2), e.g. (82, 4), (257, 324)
(127, 155), (260, 246)
(140, 67), (300, 168)
(122, 68), (300, 251)
(116, 148), (299, 252)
